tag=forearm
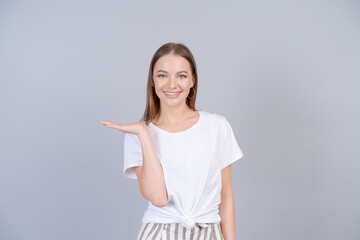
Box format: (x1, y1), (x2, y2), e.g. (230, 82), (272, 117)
(219, 192), (236, 240)
(138, 128), (168, 206)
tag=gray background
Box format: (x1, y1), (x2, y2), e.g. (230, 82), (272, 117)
(1, 0), (359, 239)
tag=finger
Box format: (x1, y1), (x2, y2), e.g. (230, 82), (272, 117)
(98, 121), (127, 131)
(103, 123), (117, 129)
(99, 120), (113, 125)
(102, 122), (123, 130)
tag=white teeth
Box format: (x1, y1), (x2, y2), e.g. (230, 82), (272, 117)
(164, 91), (180, 95)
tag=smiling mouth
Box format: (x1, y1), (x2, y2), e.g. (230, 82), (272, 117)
(163, 91), (181, 96)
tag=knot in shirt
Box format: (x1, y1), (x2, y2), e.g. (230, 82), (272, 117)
(182, 215), (195, 230)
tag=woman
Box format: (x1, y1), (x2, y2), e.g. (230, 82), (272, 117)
(99, 42), (244, 240)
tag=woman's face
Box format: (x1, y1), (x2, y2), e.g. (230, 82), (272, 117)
(152, 54), (195, 107)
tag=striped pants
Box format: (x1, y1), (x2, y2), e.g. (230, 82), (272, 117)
(137, 222), (224, 240)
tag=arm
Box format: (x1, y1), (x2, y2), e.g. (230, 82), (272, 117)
(134, 126), (168, 207)
(219, 165), (236, 240)
(98, 120), (168, 207)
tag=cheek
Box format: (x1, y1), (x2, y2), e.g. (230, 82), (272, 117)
(153, 79), (165, 88)
(183, 81), (193, 88)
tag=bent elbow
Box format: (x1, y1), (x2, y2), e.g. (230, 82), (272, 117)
(152, 198), (168, 207)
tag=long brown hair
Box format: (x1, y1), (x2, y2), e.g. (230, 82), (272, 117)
(140, 42), (199, 125)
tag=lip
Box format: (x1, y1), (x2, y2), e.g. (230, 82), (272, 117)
(163, 91), (181, 93)
(163, 91), (182, 98)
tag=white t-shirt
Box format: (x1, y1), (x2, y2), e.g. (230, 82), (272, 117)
(123, 110), (244, 230)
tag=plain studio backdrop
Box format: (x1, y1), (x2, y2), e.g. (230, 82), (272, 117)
(0, 0), (359, 239)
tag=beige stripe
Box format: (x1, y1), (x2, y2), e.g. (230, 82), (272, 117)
(138, 222), (225, 240)
(147, 223), (158, 239)
(203, 225), (209, 240)
(210, 224), (215, 240)
(206, 224), (212, 240)
(161, 224), (167, 240)
(192, 224), (201, 240)
(183, 226), (186, 240)
(191, 225), (196, 240)
(138, 223), (150, 240)
(175, 223), (179, 240)
(190, 227), (195, 240)
(205, 224), (210, 240)
(196, 225), (203, 240)
(165, 224), (170, 240)
(147, 223), (156, 240)
(193, 225), (199, 240)
(151, 223), (162, 240)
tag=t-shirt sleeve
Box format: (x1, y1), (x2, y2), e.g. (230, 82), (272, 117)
(219, 117), (244, 170)
(123, 133), (143, 179)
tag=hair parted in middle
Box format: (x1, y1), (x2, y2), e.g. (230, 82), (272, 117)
(140, 42), (199, 125)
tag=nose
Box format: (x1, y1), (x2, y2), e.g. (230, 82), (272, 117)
(168, 76), (177, 88)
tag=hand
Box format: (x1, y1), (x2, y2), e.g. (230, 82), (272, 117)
(98, 120), (147, 136)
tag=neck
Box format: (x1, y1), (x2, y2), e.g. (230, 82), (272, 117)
(156, 105), (195, 124)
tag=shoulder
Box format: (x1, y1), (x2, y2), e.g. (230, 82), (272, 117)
(199, 110), (227, 125)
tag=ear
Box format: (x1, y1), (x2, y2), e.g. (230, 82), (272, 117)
(192, 74), (196, 87)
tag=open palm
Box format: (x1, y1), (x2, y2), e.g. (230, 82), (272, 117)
(98, 120), (146, 135)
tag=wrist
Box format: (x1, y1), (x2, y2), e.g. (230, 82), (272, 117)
(137, 124), (150, 139)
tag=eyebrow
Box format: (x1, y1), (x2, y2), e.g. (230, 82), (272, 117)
(156, 70), (188, 74)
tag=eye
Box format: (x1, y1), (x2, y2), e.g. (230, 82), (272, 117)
(178, 75), (187, 79)
(157, 74), (166, 78)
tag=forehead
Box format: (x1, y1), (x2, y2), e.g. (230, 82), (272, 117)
(154, 54), (191, 71)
